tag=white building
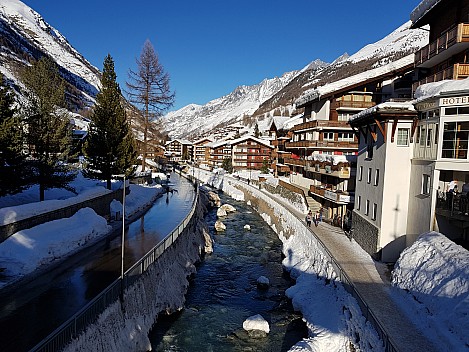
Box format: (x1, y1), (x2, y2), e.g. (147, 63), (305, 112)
(349, 102), (418, 262)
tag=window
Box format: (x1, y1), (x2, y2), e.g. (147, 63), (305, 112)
(422, 174), (431, 195)
(323, 132), (334, 141)
(365, 200), (370, 215)
(442, 122), (469, 159)
(358, 166), (363, 181)
(397, 128), (409, 146)
(367, 168), (372, 184)
(374, 169), (379, 186)
(357, 195), (361, 210)
(338, 132), (354, 142)
(372, 203), (377, 220)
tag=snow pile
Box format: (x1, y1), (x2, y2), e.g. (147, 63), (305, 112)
(0, 208), (110, 285)
(414, 77), (469, 102)
(392, 232), (469, 349)
(305, 153), (356, 165)
(350, 101), (415, 122)
(242, 314), (270, 334)
(410, 0), (442, 24)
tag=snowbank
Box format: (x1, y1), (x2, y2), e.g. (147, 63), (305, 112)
(392, 232), (469, 349)
(0, 208), (110, 285)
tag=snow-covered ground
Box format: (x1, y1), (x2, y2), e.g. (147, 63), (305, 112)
(197, 168), (468, 352)
(0, 172), (164, 289)
(0, 168), (467, 351)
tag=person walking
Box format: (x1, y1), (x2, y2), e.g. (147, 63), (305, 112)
(305, 210), (312, 227)
(314, 211), (320, 227)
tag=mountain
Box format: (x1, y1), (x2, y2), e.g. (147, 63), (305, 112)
(163, 21), (429, 139)
(162, 68), (320, 140)
(0, 0), (100, 111)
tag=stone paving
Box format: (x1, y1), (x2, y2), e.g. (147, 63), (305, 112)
(269, 191), (439, 352)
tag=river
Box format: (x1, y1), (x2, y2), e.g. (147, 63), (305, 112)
(0, 172), (195, 352)
(149, 190), (307, 351)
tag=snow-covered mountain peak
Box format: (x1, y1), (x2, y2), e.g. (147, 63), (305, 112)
(0, 0), (101, 102)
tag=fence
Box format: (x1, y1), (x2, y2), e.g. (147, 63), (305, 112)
(238, 180), (398, 352)
(29, 185), (199, 352)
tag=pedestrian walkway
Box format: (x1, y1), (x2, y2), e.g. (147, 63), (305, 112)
(260, 187), (438, 352)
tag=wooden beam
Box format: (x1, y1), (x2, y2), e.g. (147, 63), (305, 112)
(391, 120), (398, 143)
(374, 119), (386, 143)
(410, 118), (419, 143)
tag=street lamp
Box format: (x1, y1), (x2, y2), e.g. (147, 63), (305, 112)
(114, 174), (126, 303)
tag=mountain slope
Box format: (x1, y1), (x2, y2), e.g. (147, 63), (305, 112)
(164, 21), (428, 139)
(162, 69), (315, 139)
(0, 0), (100, 110)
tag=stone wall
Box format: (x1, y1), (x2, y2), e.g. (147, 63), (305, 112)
(0, 188), (125, 243)
(351, 210), (380, 259)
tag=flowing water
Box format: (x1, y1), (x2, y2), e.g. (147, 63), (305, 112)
(149, 190), (307, 351)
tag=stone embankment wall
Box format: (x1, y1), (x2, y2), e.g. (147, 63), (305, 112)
(62, 190), (212, 352)
(0, 188), (125, 243)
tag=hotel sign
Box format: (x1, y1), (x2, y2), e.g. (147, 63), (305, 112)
(440, 96), (469, 106)
(415, 101), (437, 110)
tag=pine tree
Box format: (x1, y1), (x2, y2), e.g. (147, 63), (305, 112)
(254, 123), (260, 138)
(126, 40), (175, 171)
(22, 57), (76, 201)
(0, 74), (29, 196)
(84, 54), (137, 189)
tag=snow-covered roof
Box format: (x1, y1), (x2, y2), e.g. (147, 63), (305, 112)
(166, 139), (192, 145)
(229, 135), (273, 149)
(410, 0), (442, 26)
(192, 137), (213, 145)
(414, 78), (469, 103)
(296, 55), (415, 107)
(349, 101), (416, 123)
(270, 116), (292, 131)
(282, 114), (304, 130)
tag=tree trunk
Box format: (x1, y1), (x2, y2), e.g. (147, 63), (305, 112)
(107, 178), (112, 190)
(39, 183), (45, 202)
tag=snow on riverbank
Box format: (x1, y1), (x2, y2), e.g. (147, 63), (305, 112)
(201, 169), (468, 352)
(0, 173), (164, 289)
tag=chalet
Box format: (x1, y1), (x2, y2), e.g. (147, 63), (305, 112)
(290, 57), (415, 223)
(230, 135), (274, 171)
(206, 140), (232, 169)
(165, 139), (192, 162)
(192, 137), (213, 166)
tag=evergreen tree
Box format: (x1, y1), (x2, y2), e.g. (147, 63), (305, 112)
(221, 157), (233, 173)
(84, 54), (137, 189)
(0, 74), (29, 196)
(22, 57), (76, 201)
(126, 40), (175, 171)
(254, 123), (260, 138)
(260, 158), (270, 174)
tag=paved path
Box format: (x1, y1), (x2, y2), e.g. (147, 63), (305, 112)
(259, 186), (439, 352)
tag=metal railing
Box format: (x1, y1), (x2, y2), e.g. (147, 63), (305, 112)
(237, 179), (398, 352)
(30, 185), (200, 352)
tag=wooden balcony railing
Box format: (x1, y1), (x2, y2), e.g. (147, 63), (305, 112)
(331, 100), (375, 110)
(285, 140), (358, 149)
(415, 23), (469, 66)
(309, 185), (353, 204)
(290, 120), (352, 132)
(284, 158), (306, 167)
(413, 64), (469, 92)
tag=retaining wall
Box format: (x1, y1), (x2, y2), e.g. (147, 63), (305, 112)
(0, 188), (125, 243)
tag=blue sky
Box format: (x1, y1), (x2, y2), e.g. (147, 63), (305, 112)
(22, 0), (422, 111)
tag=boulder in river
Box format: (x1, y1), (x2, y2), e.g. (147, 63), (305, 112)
(220, 204), (237, 213)
(242, 314), (270, 337)
(216, 207), (227, 217)
(244, 224), (251, 231)
(208, 191), (221, 207)
(256, 276), (270, 290)
(214, 220), (226, 232)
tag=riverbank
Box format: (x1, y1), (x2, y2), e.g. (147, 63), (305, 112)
(192, 167), (444, 352)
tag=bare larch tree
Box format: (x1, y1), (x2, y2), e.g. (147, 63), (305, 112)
(126, 40), (175, 171)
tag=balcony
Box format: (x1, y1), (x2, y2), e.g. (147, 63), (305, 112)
(413, 63), (469, 92)
(305, 162), (351, 178)
(309, 185), (353, 204)
(284, 158), (306, 167)
(285, 140), (358, 150)
(415, 23), (469, 68)
(331, 100), (375, 110)
(290, 120), (352, 132)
